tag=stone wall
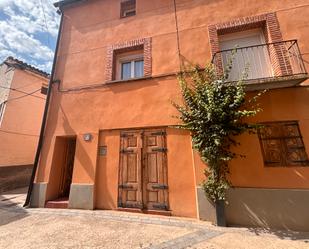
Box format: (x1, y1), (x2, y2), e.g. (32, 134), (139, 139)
(0, 165), (32, 193)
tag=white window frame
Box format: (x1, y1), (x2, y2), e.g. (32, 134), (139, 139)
(117, 53), (144, 80)
(123, 8), (136, 17)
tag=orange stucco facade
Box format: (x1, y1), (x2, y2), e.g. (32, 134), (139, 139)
(0, 61), (48, 167)
(35, 0), (309, 220)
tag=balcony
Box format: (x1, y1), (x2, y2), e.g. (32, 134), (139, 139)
(212, 40), (308, 90)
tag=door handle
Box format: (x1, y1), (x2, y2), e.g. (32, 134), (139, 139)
(119, 184), (134, 189)
(152, 184), (168, 190)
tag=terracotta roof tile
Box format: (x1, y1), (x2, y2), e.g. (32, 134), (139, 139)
(3, 57), (50, 79)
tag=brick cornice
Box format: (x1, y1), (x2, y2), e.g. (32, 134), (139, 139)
(106, 38), (152, 82)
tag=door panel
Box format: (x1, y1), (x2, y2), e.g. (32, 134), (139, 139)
(118, 131), (143, 209)
(143, 130), (169, 211)
(118, 129), (169, 211)
(59, 138), (76, 198)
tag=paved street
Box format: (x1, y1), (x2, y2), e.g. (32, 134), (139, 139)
(0, 188), (308, 249)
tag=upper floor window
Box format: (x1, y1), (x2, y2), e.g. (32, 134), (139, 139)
(106, 38), (152, 82)
(258, 121), (309, 167)
(116, 50), (144, 80)
(120, 0), (136, 18)
(219, 29), (273, 81)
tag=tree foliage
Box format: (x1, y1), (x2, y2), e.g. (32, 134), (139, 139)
(173, 62), (263, 201)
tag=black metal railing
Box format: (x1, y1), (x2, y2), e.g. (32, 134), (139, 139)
(212, 40), (307, 82)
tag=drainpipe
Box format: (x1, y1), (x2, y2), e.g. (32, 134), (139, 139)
(24, 13), (64, 207)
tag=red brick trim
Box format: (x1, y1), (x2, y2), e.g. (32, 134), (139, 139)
(208, 13), (291, 76)
(106, 38), (152, 82)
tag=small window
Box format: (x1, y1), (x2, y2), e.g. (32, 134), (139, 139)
(120, 0), (136, 18)
(41, 86), (48, 95)
(116, 51), (144, 80)
(258, 121), (309, 167)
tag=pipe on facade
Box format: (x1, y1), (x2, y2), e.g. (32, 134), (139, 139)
(173, 0), (182, 70)
(23, 13), (64, 207)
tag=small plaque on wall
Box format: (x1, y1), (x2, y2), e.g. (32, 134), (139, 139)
(99, 146), (107, 156)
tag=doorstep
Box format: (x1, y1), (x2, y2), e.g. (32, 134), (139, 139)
(117, 207), (172, 216)
(45, 197), (69, 209)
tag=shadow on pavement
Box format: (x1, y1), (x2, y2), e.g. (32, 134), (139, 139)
(248, 227), (309, 243)
(0, 187), (29, 226)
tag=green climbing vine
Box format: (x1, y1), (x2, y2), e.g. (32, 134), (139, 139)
(173, 62), (263, 201)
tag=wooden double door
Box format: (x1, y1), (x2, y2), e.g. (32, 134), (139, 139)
(118, 129), (169, 211)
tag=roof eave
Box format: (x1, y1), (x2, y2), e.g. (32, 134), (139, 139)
(54, 0), (87, 9)
(4, 57), (50, 79)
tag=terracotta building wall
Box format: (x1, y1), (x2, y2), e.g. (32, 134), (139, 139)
(193, 87), (309, 189)
(53, 0), (309, 89)
(95, 128), (197, 217)
(35, 0), (309, 216)
(0, 68), (47, 167)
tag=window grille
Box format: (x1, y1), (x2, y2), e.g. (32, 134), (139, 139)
(258, 121), (309, 167)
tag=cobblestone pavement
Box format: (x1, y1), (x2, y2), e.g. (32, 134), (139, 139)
(1, 188), (309, 249)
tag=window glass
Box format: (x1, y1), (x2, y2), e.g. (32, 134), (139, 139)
(121, 0), (136, 18)
(134, 60), (144, 78)
(121, 62), (132, 80)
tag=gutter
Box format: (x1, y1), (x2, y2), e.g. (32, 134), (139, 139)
(23, 13), (64, 207)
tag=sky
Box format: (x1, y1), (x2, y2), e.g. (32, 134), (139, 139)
(0, 0), (60, 73)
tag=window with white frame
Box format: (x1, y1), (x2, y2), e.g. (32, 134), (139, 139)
(116, 51), (144, 80)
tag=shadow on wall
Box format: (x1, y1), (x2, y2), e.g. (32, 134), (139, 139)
(225, 188), (309, 234)
(0, 187), (29, 226)
(242, 202), (309, 241)
(60, 104), (95, 182)
(45, 102), (95, 202)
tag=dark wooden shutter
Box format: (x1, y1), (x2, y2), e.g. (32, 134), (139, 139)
(143, 130), (169, 211)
